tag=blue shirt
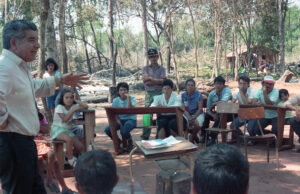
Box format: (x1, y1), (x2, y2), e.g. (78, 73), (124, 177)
(207, 87), (232, 110)
(181, 90), (203, 115)
(254, 88), (279, 118)
(112, 96), (137, 120)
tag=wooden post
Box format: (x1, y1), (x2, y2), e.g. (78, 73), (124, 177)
(83, 110), (95, 152)
(176, 107), (184, 137)
(105, 109), (120, 154)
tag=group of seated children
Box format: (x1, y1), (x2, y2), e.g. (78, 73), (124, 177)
(104, 74), (300, 148)
(36, 88), (88, 193)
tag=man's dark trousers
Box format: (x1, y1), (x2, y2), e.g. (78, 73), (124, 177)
(0, 132), (46, 194)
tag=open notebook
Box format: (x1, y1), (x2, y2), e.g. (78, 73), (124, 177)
(141, 136), (182, 149)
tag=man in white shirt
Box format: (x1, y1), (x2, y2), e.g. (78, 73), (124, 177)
(0, 20), (88, 194)
(230, 75), (255, 134)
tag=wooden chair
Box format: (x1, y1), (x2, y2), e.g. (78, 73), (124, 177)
(204, 102), (239, 147)
(238, 107), (279, 168)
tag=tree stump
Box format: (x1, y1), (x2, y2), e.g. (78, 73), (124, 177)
(109, 86), (118, 103)
(277, 70), (294, 83)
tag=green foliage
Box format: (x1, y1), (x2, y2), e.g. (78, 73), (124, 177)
(285, 6), (300, 52)
(252, 10), (279, 50)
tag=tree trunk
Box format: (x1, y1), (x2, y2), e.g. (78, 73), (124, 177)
(38, 0), (49, 78)
(59, 0), (68, 74)
(165, 1), (172, 73)
(108, 0), (116, 87)
(89, 20), (103, 70)
(80, 25), (92, 74)
(140, 0), (148, 67)
(38, 0), (52, 123)
(46, 0), (59, 63)
(4, 0), (8, 23)
(278, 0), (285, 72)
(233, 22), (239, 81)
(68, 6), (79, 54)
(187, 0), (199, 77)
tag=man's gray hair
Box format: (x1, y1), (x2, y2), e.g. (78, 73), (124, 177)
(2, 20), (37, 49)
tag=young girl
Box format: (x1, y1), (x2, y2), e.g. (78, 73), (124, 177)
(35, 109), (75, 194)
(278, 89), (293, 124)
(104, 82), (137, 153)
(51, 89), (87, 167)
(43, 58), (61, 116)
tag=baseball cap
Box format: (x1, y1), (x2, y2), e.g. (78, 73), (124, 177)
(263, 76), (275, 84)
(147, 48), (158, 57)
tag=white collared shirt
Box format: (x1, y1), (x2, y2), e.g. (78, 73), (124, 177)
(150, 93), (181, 115)
(0, 49), (56, 136)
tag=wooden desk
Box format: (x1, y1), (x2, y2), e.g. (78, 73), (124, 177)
(134, 137), (197, 193)
(105, 107), (184, 154)
(240, 104), (294, 151)
(135, 137), (197, 159)
(54, 108), (95, 177)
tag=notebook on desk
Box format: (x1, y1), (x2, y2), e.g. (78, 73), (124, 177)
(141, 136), (182, 149)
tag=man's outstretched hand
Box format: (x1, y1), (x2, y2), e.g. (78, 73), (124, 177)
(62, 72), (89, 89)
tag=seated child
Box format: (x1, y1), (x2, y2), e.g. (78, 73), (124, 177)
(151, 79), (183, 139)
(278, 89), (293, 124)
(35, 109), (75, 194)
(105, 82), (137, 152)
(75, 150), (118, 194)
(51, 88), (87, 167)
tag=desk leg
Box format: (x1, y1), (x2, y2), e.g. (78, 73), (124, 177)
(106, 110), (119, 154)
(84, 111), (95, 152)
(277, 109), (285, 151)
(54, 142), (64, 171)
(220, 114), (227, 143)
(176, 109), (184, 137)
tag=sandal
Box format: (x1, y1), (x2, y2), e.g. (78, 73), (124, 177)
(62, 188), (77, 194)
(46, 182), (60, 193)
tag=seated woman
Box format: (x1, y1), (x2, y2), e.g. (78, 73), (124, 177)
(104, 82), (137, 153)
(151, 79), (183, 139)
(181, 79), (205, 144)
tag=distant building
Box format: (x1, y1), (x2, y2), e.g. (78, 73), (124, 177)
(226, 45), (279, 69)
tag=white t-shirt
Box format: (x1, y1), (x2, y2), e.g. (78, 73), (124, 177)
(43, 71), (60, 78)
(232, 87), (255, 104)
(53, 104), (79, 129)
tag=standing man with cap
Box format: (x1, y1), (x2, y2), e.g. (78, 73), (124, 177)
(141, 48), (166, 140)
(247, 75), (279, 136)
(0, 20), (89, 194)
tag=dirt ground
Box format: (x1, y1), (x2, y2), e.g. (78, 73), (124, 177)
(1, 79), (300, 194)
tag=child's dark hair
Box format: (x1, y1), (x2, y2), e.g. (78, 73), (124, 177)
(75, 150), (117, 194)
(58, 88), (76, 106)
(45, 58), (59, 71)
(163, 79), (174, 89)
(117, 82), (129, 92)
(214, 76), (225, 84)
(279, 89), (289, 99)
(238, 75), (250, 84)
(185, 78), (196, 86)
